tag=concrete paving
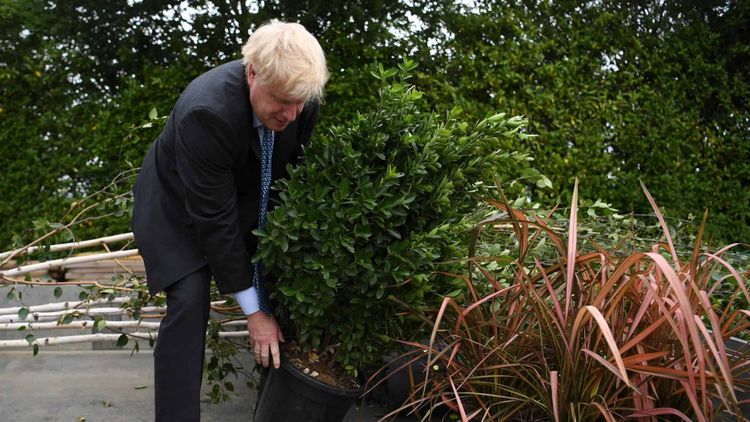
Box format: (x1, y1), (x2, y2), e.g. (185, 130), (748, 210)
(0, 350), (405, 422)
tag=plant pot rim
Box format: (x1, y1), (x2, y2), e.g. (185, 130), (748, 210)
(279, 353), (363, 398)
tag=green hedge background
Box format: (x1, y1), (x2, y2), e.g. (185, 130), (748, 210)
(1, 0), (748, 248)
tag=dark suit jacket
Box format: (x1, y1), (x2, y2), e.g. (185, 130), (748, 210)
(132, 60), (318, 295)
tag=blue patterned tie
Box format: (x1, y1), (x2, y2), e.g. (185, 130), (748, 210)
(252, 126), (274, 314)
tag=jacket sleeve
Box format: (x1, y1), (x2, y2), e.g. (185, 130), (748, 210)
(174, 106), (252, 294)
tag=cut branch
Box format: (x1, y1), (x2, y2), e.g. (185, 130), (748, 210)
(0, 330), (249, 348)
(0, 306), (166, 323)
(0, 233), (135, 261)
(0, 319), (246, 331)
(1, 320), (162, 330)
(1, 249), (139, 277)
(0, 299), (228, 316)
(0, 297), (129, 315)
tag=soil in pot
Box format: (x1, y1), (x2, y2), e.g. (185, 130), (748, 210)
(254, 342), (362, 422)
(283, 341), (360, 390)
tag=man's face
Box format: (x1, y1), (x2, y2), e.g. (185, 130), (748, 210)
(247, 64), (306, 132)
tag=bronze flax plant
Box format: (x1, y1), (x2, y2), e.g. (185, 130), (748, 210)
(378, 180), (750, 421)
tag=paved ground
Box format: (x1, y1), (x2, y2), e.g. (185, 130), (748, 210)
(0, 350), (407, 422)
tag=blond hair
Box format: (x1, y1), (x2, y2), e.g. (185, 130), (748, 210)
(242, 21), (329, 103)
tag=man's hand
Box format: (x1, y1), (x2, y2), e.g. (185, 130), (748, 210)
(247, 311), (285, 368)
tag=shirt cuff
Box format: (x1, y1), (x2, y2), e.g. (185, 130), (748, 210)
(234, 286), (260, 315)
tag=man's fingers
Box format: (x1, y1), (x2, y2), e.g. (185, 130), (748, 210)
(270, 341), (281, 369)
(253, 344), (262, 364)
(261, 345), (270, 367)
(246, 312), (283, 368)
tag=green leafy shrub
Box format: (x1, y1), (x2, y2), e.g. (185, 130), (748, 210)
(256, 59), (544, 374)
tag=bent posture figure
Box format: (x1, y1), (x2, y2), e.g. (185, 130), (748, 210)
(132, 20), (328, 421)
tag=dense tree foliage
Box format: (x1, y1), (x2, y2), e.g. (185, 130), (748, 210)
(415, 0), (749, 242)
(1, 0), (747, 247)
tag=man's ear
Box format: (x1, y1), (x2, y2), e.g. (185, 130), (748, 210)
(246, 64), (256, 86)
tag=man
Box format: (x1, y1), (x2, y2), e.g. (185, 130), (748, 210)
(132, 21), (328, 421)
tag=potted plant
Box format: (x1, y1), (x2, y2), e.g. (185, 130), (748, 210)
(384, 181), (750, 421)
(252, 58), (546, 420)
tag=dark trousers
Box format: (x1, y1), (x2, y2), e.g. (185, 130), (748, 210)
(154, 266), (212, 422)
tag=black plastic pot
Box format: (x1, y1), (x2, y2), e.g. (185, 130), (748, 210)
(254, 356), (362, 422)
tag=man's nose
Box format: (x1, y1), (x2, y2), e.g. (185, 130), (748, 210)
(281, 103), (298, 122)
